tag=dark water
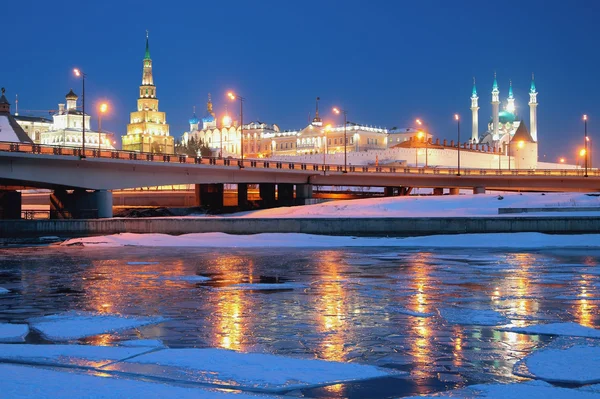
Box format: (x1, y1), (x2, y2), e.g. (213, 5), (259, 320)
(0, 246), (599, 398)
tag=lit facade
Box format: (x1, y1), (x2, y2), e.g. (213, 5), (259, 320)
(123, 33), (174, 154)
(14, 115), (52, 143)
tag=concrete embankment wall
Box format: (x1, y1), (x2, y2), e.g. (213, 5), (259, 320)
(1, 217), (600, 238)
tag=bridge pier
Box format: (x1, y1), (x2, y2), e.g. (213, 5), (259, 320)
(473, 186), (486, 195)
(384, 187), (396, 197)
(295, 184), (313, 204)
(432, 187), (444, 196)
(194, 184), (224, 210)
(50, 189), (113, 219)
(449, 187), (460, 195)
(237, 183), (249, 209)
(0, 191), (22, 219)
(278, 184), (294, 206)
(259, 183), (276, 208)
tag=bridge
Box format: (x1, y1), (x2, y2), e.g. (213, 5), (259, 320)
(1, 142), (599, 218)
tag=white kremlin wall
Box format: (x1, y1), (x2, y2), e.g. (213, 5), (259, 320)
(270, 147), (578, 170)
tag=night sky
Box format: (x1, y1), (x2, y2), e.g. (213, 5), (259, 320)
(2, 0), (598, 161)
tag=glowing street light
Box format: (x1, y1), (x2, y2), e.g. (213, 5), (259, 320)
(333, 107), (348, 173)
(584, 115), (588, 177)
(559, 158), (566, 164)
(455, 114), (460, 176)
(73, 68), (86, 157)
(227, 92), (245, 166)
(98, 102), (108, 151)
(416, 119), (428, 167)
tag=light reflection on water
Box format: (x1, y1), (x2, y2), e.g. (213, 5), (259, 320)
(1, 246), (599, 398)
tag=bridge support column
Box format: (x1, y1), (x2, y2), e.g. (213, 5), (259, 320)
(295, 184), (313, 204)
(237, 184), (249, 209)
(399, 187), (413, 196)
(384, 187), (398, 197)
(432, 187), (444, 196)
(449, 187), (460, 195)
(473, 186), (486, 195)
(0, 191), (22, 219)
(259, 183), (276, 208)
(194, 184), (224, 210)
(50, 189), (113, 219)
(278, 184), (294, 206)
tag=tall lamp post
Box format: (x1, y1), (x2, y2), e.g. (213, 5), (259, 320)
(455, 114), (461, 176)
(333, 107), (348, 172)
(584, 115), (589, 177)
(227, 92), (245, 167)
(73, 68), (86, 158)
(98, 102), (108, 151)
(416, 119), (428, 167)
(323, 124), (331, 173)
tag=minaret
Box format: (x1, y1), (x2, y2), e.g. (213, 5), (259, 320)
(311, 96), (322, 126)
(506, 80), (515, 114)
(491, 72), (500, 141)
(529, 73), (538, 142)
(470, 78), (479, 143)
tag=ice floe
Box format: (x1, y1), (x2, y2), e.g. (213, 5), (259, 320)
(0, 344), (151, 368)
(29, 311), (165, 340)
(109, 347), (397, 392)
(0, 364), (273, 399)
(403, 380), (600, 398)
(391, 307), (434, 318)
(439, 308), (509, 326)
(119, 339), (165, 348)
(217, 282), (306, 291)
(0, 287), (9, 294)
(0, 323), (28, 343)
(514, 345), (600, 384)
(498, 322), (600, 339)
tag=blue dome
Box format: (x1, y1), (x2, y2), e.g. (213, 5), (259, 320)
(189, 114), (199, 124)
(202, 113), (215, 123)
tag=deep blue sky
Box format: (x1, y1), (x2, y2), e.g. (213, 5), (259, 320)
(2, 0), (598, 161)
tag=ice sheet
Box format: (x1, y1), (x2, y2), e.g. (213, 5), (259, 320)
(119, 339), (165, 348)
(110, 347), (396, 392)
(217, 283), (306, 291)
(0, 323), (28, 343)
(391, 307), (434, 318)
(0, 287), (9, 294)
(29, 311), (165, 340)
(127, 261), (160, 265)
(0, 364), (275, 399)
(514, 345), (600, 384)
(498, 322), (600, 338)
(159, 275), (212, 282)
(439, 308), (509, 326)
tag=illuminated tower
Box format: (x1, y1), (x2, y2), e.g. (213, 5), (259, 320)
(529, 74), (538, 142)
(470, 78), (479, 143)
(491, 73), (500, 141)
(123, 32), (174, 154)
(506, 80), (515, 114)
(201, 93), (216, 130)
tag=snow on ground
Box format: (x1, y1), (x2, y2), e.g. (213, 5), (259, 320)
(498, 323), (600, 339)
(111, 347), (397, 392)
(225, 192), (600, 218)
(0, 287), (9, 294)
(0, 323), (28, 343)
(0, 364), (275, 399)
(28, 311), (165, 340)
(61, 232), (600, 248)
(439, 308), (509, 326)
(216, 283), (306, 291)
(403, 380), (600, 399)
(0, 344), (151, 367)
(514, 345), (600, 384)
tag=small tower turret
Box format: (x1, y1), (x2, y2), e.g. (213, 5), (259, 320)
(529, 73), (538, 142)
(491, 72), (500, 141)
(506, 80), (515, 114)
(65, 89), (78, 111)
(311, 96), (322, 126)
(189, 106), (199, 132)
(470, 78), (479, 143)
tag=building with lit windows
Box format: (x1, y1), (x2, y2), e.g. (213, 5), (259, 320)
(13, 115), (52, 144)
(122, 33), (174, 154)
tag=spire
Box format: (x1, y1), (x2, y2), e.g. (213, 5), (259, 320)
(311, 96), (322, 126)
(315, 96), (320, 118)
(492, 72), (499, 92)
(471, 77), (477, 97)
(144, 30), (151, 60)
(530, 73), (536, 93)
(508, 80), (514, 99)
(207, 93), (214, 116)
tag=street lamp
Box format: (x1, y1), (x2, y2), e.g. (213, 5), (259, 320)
(455, 114), (461, 176)
(98, 102), (108, 151)
(227, 92), (245, 167)
(579, 148), (587, 169)
(73, 68), (86, 157)
(584, 115), (588, 177)
(333, 107), (348, 172)
(559, 157), (566, 164)
(416, 131), (424, 167)
(416, 119), (428, 167)
(323, 124), (331, 173)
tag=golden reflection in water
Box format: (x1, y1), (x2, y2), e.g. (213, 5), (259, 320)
(503, 253), (537, 329)
(214, 255), (253, 351)
(575, 277), (596, 327)
(408, 253), (434, 378)
(315, 251), (347, 362)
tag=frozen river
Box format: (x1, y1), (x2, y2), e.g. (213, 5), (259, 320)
(0, 245), (599, 398)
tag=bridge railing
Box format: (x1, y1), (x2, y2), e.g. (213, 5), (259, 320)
(1, 141), (599, 178)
